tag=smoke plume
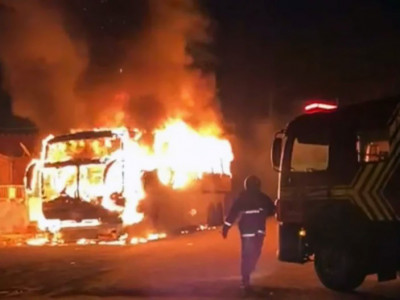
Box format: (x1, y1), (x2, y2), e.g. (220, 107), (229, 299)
(0, 0), (221, 134)
(0, 0), (87, 132)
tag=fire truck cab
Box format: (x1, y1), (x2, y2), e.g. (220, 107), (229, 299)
(272, 97), (400, 291)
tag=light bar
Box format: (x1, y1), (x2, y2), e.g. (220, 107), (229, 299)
(305, 102), (337, 112)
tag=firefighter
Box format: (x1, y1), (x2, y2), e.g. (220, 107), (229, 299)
(222, 175), (275, 291)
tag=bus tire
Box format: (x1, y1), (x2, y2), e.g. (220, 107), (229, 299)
(314, 243), (366, 292)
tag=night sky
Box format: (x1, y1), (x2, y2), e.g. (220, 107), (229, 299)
(1, 0), (400, 126)
(208, 0), (400, 121)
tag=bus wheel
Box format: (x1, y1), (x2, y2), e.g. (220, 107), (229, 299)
(314, 243), (366, 292)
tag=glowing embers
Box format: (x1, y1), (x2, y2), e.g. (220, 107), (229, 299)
(26, 232), (63, 246)
(38, 219), (101, 233)
(74, 232), (167, 246)
(25, 231), (167, 247)
(26, 237), (48, 246)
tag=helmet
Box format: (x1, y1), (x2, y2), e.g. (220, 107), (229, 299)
(244, 175), (261, 191)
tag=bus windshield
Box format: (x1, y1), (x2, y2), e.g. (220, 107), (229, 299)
(45, 136), (122, 164)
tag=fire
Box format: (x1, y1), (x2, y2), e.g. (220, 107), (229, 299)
(77, 238), (95, 245)
(25, 119), (233, 233)
(154, 120), (233, 189)
(26, 237), (48, 246)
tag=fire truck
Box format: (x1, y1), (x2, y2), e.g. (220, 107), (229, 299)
(271, 97), (400, 291)
(24, 129), (230, 238)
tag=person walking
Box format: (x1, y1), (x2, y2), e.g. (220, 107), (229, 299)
(222, 175), (275, 292)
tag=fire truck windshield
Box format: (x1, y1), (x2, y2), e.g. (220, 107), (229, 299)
(45, 135), (122, 164)
(291, 138), (329, 172)
(288, 118), (331, 172)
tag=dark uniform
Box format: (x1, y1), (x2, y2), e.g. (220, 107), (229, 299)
(222, 175), (275, 289)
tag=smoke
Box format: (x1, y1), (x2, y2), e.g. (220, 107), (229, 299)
(0, 0), (221, 134)
(99, 0), (220, 132)
(230, 116), (289, 198)
(0, 0), (88, 132)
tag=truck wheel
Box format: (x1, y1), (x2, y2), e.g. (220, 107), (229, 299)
(314, 244), (366, 292)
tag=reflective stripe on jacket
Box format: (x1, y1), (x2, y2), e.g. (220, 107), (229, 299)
(224, 190), (275, 236)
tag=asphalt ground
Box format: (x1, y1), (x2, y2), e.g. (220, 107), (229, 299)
(0, 219), (399, 299)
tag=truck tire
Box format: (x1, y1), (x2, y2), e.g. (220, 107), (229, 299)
(314, 243), (366, 292)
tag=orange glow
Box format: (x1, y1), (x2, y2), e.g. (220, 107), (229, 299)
(130, 237), (139, 245)
(154, 120), (233, 189)
(26, 237), (48, 246)
(77, 238), (96, 245)
(25, 119), (233, 234)
(146, 232), (167, 241)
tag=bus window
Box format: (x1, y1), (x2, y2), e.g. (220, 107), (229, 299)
(291, 139), (329, 172)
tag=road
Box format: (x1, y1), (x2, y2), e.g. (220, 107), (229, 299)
(0, 219), (399, 299)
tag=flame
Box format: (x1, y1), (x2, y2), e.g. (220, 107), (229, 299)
(146, 232), (167, 241)
(154, 120), (233, 189)
(26, 119), (233, 232)
(76, 232), (166, 246)
(26, 237), (48, 246)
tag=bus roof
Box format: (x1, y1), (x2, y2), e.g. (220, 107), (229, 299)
(47, 130), (116, 144)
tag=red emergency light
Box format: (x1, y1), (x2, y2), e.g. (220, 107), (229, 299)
(304, 102), (337, 113)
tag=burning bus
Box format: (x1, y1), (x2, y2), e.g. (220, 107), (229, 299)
(24, 121), (233, 240)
